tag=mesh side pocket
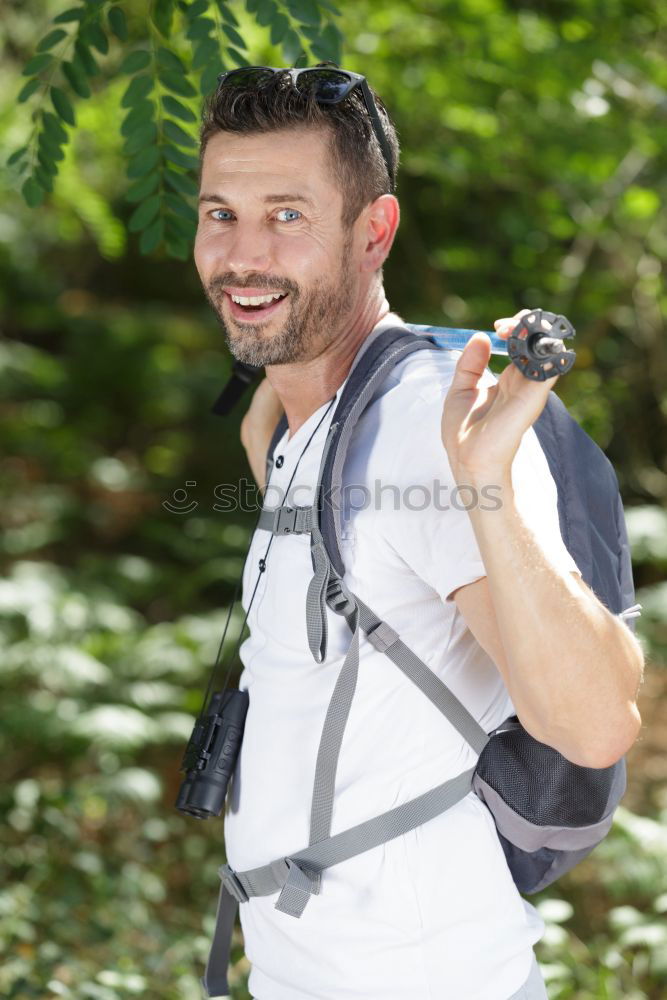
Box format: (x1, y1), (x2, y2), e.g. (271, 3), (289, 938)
(476, 717), (618, 827)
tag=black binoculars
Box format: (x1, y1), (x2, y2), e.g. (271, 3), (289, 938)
(175, 688), (249, 819)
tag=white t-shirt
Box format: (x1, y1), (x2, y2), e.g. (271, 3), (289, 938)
(224, 314), (581, 1000)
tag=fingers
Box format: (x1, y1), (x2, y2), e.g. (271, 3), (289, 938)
(450, 332), (492, 392)
(494, 308), (531, 340)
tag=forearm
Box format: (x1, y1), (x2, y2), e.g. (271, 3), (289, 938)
(464, 470), (644, 767)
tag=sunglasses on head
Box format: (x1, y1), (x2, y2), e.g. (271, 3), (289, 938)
(216, 64), (396, 191)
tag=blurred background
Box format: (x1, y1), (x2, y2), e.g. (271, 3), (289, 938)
(1, 0), (666, 997)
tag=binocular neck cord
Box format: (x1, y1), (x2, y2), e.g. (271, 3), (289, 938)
(199, 392), (339, 717)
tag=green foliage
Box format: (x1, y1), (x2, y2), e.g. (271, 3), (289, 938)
(0, 561), (252, 999)
(6, 0), (345, 257)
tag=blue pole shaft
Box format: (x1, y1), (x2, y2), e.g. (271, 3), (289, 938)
(410, 324), (511, 356)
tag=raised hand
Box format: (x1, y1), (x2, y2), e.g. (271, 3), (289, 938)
(441, 309), (560, 484)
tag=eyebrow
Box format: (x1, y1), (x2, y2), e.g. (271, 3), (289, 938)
(198, 191), (315, 207)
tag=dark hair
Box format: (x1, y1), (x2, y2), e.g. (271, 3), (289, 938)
(199, 69), (400, 229)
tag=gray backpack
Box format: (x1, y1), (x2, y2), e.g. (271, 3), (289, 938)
(202, 325), (639, 997)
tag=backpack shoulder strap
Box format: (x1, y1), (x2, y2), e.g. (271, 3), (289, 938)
(314, 326), (438, 578)
(304, 326), (438, 664)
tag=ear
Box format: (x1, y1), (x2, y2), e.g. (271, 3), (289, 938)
(359, 194), (400, 273)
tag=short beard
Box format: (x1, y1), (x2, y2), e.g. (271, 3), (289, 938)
(202, 232), (355, 367)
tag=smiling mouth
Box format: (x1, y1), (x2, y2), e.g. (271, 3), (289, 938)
(225, 291), (289, 319)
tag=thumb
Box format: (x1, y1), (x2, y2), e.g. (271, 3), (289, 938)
(450, 333), (491, 394)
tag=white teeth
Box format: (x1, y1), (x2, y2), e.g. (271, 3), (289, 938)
(230, 292), (284, 306)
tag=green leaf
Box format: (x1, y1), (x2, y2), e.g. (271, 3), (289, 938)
(200, 62), (221, 95)
(122, 121), (158, 155)
(128, 194), (161, 232)
(6, 145), (29, 166)
(187, 0), (209, 17)
(37, 149), (58, 176)
(152, 0), (175, 38)
(53, 7), (84, 24)
(121, 75), (153, 108)
(120, 50), (151, 75)
(139, 215), (164, 253)
(121, 101), (155, 137)
(159, 71), (197, 98)
(186, 18), (215, 40)
(22, 53), (54, 76)
(310, 41), (334, 62)
(319, 23), (342, 63)
(300, 25), (321, 43)
(164, 191), (197, 222)
(163, 144), (198, 171)
(50, 86), (76, 126)
(245, 0), (260, 13)
(18, 77), (41, 103)
(227, 48), (250, 68)
(127, 146), (161, 179)
(161, 95), (197, 123)
(74, 40), (100, 77)
(163, 119), (197, 148)
(126, 171), (160, 203)
(42, 111), (68, 144)
(22, 176), (47, 206)
(62, 60), (91, 99)
(157, 47), (186, 74)
(166, 211), (196, 240)
(34, 165), (54, 192)
(193, 37), (219, 71)
(281, 29), (302, 64)
(37, 29), (68, 52)
(82, 22), (109, 55)
(38, 132), (66, 161)
(255, 0), (277, 28)
(270, 13), (289, 44)
(164, 168), (198, 197)
(222, 24), (246, 48)
(217, 1), (240, 27)
(318, 0), (342, 13)
(108, 6), (128, 41)
(285, 0), (320, 25)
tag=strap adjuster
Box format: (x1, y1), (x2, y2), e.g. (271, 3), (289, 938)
(275, 506), (297, 534)
(326, 577), (357, 617)
(366, 620), (400, 653)
(273, 505), (312, 535)
(218, 863), (248, 903)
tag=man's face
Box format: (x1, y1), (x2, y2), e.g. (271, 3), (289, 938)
(195, 126), (360, 367)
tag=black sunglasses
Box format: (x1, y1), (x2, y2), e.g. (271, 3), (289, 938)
(216, 64), (396, 192)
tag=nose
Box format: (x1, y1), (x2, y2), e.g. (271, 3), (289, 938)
(225, 222), (273, 276)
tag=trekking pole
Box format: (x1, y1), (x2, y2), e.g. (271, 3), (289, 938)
(413, 308), (576, 383)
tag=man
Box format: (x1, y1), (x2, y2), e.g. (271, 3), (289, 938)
(194, 66), (643, 1000)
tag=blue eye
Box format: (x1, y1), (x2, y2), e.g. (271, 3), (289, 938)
(276, 208), (301, 222)
(211, 209), (234, 221)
